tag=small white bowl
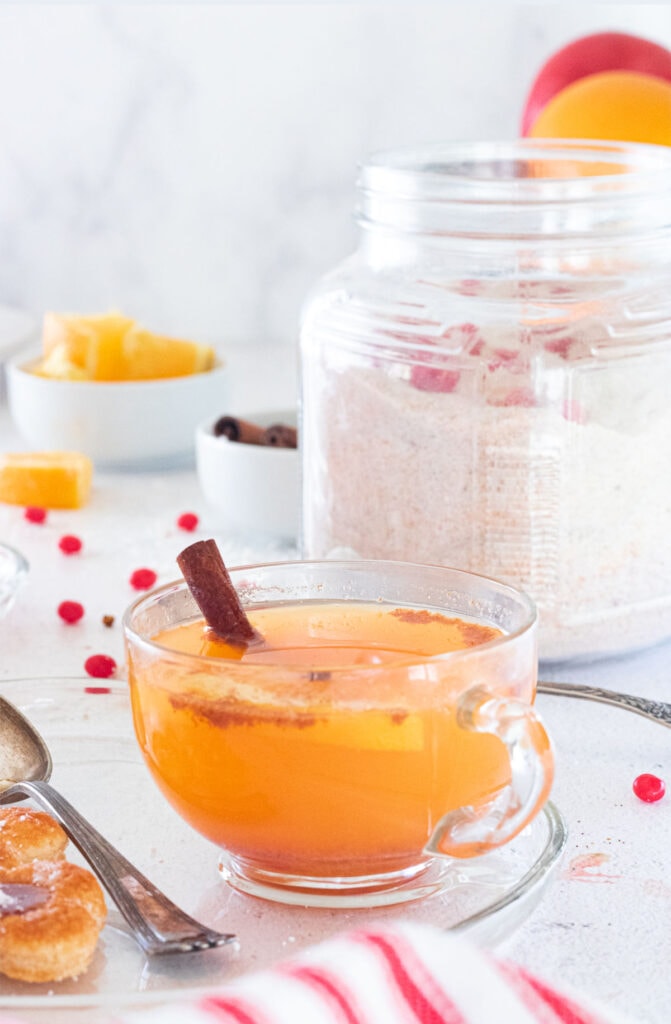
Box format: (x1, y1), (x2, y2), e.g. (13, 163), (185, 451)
(196, 410), (299, 541)
(6, 354), (229, 470)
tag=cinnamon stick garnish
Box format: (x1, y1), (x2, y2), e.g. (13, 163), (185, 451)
(263, 423), (298, 448)
(177, 539), (261, 647)
(213, 416), (266, 445)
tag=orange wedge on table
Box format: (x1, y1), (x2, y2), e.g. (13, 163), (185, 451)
(0, 452), (93, 509)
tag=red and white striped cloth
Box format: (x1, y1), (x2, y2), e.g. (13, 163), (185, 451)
(116, 922), (634, 1024)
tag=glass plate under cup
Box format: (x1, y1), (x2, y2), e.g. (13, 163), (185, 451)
(0, 678), (567, 1021)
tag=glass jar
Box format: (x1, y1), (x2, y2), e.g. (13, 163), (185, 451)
(300, 140), (671, 663)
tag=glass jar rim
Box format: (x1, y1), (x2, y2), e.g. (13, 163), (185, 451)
(356, 139), (671, 241)
(358, 138), (671, 203)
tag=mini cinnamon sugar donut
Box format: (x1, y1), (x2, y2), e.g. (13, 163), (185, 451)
(0, 807), (68, 868)
(0, 860), (107, 982)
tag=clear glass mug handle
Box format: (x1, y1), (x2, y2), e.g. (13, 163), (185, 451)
(424, 686), (554, 860)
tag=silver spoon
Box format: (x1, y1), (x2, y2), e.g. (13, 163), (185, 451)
(0, 694), (236, 957)
(538, 680), (671, 728)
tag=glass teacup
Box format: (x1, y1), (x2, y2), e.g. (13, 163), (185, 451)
(123, 559), (553, 908)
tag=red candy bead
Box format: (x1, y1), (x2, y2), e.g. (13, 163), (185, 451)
(633, 773), (666, 803)
(59, 534), (83, 555)
(84, 654), (117, 679)
(58, 600), (85, 624)
(24, 506), (47, 524)
(177, 512), (199, 532)
(129, 568), (158, 591)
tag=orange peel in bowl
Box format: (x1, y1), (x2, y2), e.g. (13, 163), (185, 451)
(35, 312), (217, 382)
(0, 452), (93, 509)
(121, 325), (216, 380)
(42, 312), (134, 381)
(529, 70), (671, 146)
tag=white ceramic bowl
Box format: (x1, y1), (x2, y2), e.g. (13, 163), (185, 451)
(6, 354), (229, 470)
(195, 410), (299, 541)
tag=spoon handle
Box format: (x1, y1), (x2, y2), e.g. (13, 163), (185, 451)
(537, 680), (671, 728)
(0, 780), (236, 956)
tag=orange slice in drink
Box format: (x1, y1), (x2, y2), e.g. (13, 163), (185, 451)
(298, 709), (424, 752)
(0, 452), (93, 509)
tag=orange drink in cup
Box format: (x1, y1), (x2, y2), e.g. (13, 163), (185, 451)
(124, 558), (553, 907)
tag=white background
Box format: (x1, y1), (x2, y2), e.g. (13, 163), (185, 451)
(1, 4), (670, 346)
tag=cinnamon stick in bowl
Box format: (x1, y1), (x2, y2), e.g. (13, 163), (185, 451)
(263, 423), (297, 448)
(213, 417), (266, 445)
(212, 416), (298, 449)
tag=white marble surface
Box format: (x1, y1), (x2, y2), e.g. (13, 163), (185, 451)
(0, 5), (671, 347)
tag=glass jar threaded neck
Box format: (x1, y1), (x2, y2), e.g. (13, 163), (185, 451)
(356, 140), (671, 248)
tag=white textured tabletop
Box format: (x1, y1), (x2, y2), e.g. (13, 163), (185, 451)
(0, 354), (670, 1024)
